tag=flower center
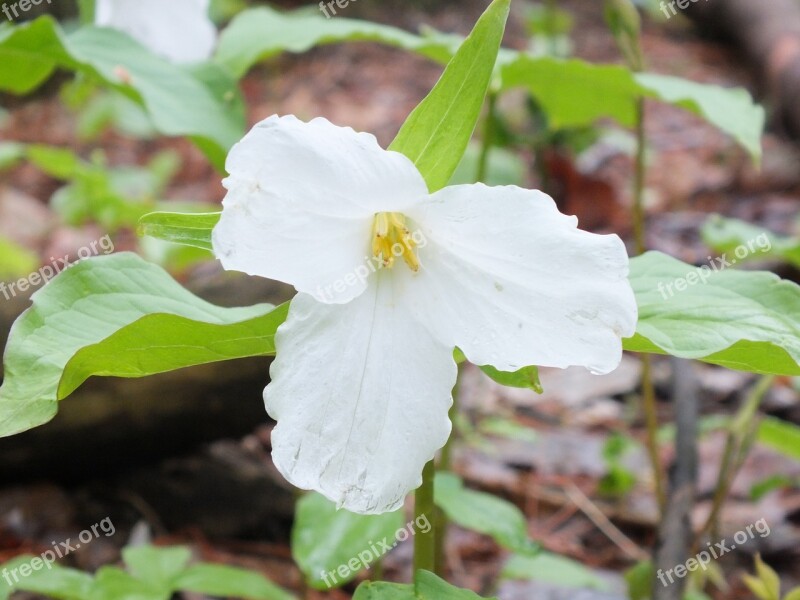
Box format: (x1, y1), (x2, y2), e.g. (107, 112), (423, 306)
(371, 212), (420, 272)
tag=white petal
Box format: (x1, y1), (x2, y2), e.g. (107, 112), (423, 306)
(402, 184), (638, 375)
(265, 273), (456, 514)
(95, 0), (216, 64)
(212, 115), (428, 304)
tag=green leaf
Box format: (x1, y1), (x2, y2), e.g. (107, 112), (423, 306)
(637, 73), (764, 163)
(0, 555), (94, 600)
(88, 566), (170, 600)
(213, 6), (457, 79)
(625, 251), (800, 375)
(353, 570), (497, 599)
(123, 546), (192, 588)
(0, 236), (38, 280)
(784, 587), (800, 600)
(138, 211), (221, 251)
(500, 57), (764, 161)
(683, 592), (713, 600)
(0, 252), (287, 438)
(624, 560), (653, 600)
(479, 364), (542, 393)
(0, 18), (245, 170)
(388, 0), (511, 192)
(291, 492), (405, 590)
(750, 475), (799, 501)
(758, 417), (800, 461)
(174, 564), (295, 600)
(434, 472), (539, 556)
(702, 215), (800, 268)
(754, 554), (781, 600)
(214, 6), (762, 159)
(501, 552), (608, 590)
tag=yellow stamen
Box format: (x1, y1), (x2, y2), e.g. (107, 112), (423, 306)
(371, 212), (420, 272)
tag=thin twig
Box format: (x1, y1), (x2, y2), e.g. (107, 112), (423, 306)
(564, 482), (648, 561)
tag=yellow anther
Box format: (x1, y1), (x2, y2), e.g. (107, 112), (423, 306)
(371, 212), (420, 272)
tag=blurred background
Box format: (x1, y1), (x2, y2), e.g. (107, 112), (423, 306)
(1, 0), (799, 598)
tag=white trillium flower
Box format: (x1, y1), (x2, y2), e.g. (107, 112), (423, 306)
(212, 115), (638, 514)
(95, 0), (216, 64)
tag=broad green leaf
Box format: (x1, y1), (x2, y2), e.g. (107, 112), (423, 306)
(0, 17), (244, 170)
(0, 236), (38, 280)
(292, 492), (404, 590)
(214, 6), (457, 79)
(625, 251), (800, 375)
(88, 567), (170, 600)
(389, 0), (511, 191)
(59, 300), (288, 399)
(500, 57), (764, 161)
(0, 555), (94, 600)
(479, 364), (542, 393)
(0, 252), (286, 438)
(353, 570), (497, 599)
(123, 546), (192, 588)
(637, 73), (764, 162)
(26, 145), (84, 178)
(501, 552), (608, 590)
(214, 7), (762, 159)
(702, 215), (800, 268)
(434, 472), (538, 556)
(174, 564), (295, 600)
(758, 417), (800, 461)
(138, 211), (221, 251)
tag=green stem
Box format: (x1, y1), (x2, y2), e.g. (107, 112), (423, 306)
(476, 91), (498, 183)
(630, 96), (666, 517)
(435, 369), (461, 575)
(701, 375), (774, 540)
(633, 97), (647, 255)
(414, 460), (437, 578)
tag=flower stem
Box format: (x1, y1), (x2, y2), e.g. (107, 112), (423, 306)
(631, 96), (667, 516)
(414, 460), (437, 577)
(435, 369), (461, 575)
(633, 97), (647, 256)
